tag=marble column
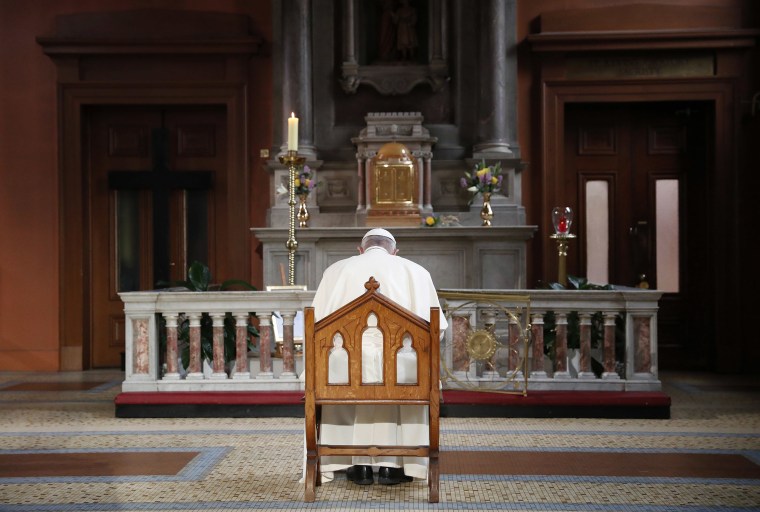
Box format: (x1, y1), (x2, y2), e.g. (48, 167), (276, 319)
(413, 150), (433, 211)
(281, 311), (297, 378)
(210, 313), (227, 380)
(163, 313), (180, 380)
(356, 154), (365, 210)
(553, 312), (570, 378)
(257, 315), (274, 379)
(530, 312), (546, 377)
(602, 312), (620, 380)
(232, 313), (251, 380)
(361, 151), (376, 214)
(186, 313), (203, 380)
(474, 0), (515, 156)
(578, 313), (595, 379)
(279, 0), (316, 159)
(508, 316), (521, 376)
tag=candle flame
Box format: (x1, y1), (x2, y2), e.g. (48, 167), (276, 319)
(290, 112), (295, 118)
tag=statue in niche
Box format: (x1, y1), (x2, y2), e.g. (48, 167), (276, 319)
(394, 0), (418, 62)
(376, 0), (419, 63)
(378, 0), (397, 62)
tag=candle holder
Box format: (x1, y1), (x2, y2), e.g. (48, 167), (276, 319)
(549, 206), (576, 287)
(278, 150), (306, 286)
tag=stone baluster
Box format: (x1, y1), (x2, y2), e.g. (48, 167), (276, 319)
(553, 312), (570, 378)
(210, 313), (227, 380)
(186, 313), (203, 380)
(578, 313), (595, 379)
(530, 312), (546, 377)
(602, 312), (620, 380)
(163, 313), (181, 380)
(257, 315), (274, 379)
(281, 311), (297, 378)
(232, 313), (251, 380)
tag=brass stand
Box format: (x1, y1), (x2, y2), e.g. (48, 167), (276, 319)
(278, 150), (306, 286)
(550, 233), (576, 287)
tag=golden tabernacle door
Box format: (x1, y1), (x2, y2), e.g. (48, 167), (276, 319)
(367, 142), (421, 226)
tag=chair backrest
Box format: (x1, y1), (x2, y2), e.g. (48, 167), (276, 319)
(304, 276), (440, 405)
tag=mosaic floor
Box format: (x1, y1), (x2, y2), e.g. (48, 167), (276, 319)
(0, 370), (758, 511)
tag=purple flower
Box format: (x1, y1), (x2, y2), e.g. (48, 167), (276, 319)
(460, 177), (468, 188)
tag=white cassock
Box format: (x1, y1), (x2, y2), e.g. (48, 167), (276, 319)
(308, 246), (448, 481)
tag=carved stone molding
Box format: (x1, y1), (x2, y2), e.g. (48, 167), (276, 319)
(340, 0), (449, 95)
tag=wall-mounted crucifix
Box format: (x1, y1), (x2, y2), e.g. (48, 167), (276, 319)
(108, 127), (213, 286)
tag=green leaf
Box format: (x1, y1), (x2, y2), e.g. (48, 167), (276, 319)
(187, 261), (211, 291)
(156, 279), (193, 290)
(219, 279), (257, 291)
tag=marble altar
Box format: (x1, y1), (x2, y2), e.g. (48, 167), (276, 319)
(252, 226), (535, 291)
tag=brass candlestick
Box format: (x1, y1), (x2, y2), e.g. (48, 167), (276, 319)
(550, 206), (575, 287)
(550, 233), (576, 287)
(278, 150), (306, 286)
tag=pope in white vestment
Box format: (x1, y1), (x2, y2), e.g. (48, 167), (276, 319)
(310, 228), (448, 482)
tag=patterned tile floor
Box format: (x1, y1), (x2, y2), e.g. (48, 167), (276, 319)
(0, 370), (758, 511)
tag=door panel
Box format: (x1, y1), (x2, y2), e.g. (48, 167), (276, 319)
(564, 102), (710, 370)
(87, 106), (226, 368)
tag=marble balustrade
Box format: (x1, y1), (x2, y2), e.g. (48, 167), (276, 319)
(119, 288), (662, 393)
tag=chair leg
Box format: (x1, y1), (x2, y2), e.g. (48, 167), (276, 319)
(428, 455), (440, 503)
(305, 456), (317, 502)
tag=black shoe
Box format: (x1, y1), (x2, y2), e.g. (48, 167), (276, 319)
(346, 465), (373, 485)
(377, 466), (413, 485)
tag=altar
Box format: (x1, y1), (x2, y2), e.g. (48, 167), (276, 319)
(252, 226), (535, 291)
(260, 111), (534, 290)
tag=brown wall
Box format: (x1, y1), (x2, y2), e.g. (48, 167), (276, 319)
(516, 0), (754, 288)
(1, 0), (757, 372)
(516, 0), (759, 372)
(0, 1), (272, 371)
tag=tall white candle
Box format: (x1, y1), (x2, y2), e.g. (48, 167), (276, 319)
(287, 112), (298, 151)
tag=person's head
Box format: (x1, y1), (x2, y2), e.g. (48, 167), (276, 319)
(359, 228), (398, 255)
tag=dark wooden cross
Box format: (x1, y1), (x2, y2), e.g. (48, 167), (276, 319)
(108, 127), (213, 285)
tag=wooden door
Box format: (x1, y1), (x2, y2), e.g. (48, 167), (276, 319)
(564, 102), (711, 369)
(87, 106), (227, 368)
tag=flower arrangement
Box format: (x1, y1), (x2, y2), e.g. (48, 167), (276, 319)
(422, 214), (440, 227)
(461, 160), (502, 195)
(293, 164), (318, 196)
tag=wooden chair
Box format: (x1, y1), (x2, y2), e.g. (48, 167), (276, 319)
(304, 277), (440, 502)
